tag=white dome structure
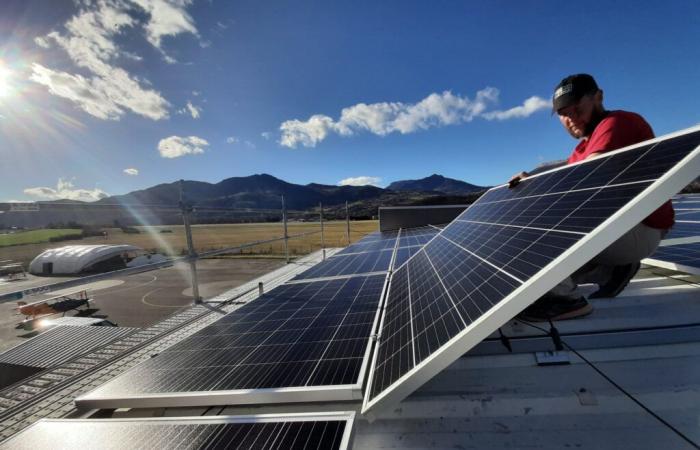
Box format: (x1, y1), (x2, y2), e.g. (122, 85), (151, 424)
(29, 245), (141, 275)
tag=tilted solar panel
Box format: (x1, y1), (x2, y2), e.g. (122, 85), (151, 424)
(1, 412), (355, 450)
(77, 275), (386, 409)
(364, 126), (700, 414)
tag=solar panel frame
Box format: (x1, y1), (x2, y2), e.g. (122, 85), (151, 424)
(363, 125), (700, 414)
(0, 412), (356, 450)
(76, 275), (389, 410)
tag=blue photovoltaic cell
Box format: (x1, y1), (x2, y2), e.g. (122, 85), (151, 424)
(665, 221), (700, 239)
(335, 238), (397, 256)
(398, 226), (439, 248)
(647, 242), (700, 272)
(393, 246), (422, 270)
(294, 250), (393, 280)
(674, 211), (700, 221)
(84, 275), (385, 401)
(368, 128), (700, 406)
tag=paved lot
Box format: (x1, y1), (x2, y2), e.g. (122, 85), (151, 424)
(0, 258), (284, 353)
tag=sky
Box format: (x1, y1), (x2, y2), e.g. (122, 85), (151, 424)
(0, 0), (699, 202)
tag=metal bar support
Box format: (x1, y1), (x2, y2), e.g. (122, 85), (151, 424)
(345, 201), (351, 246)
(282, 195), (290, 264)
(180, 180), (201, 304)
(320, 202), (326, 260)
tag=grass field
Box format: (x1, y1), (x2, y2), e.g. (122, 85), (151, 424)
(0, 221), (379, 266)
(0, 229), (81, 248)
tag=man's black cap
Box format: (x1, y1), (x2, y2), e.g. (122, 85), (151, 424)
(552, 74), (600, 113)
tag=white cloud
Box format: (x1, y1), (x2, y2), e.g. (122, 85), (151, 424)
(338, 176), (383, 187)
(123, 168), (139, 175)
(158, 135), (209, 158)
(225, 136), (239, 144)
(244, 140), (256, 149)
(279, 88), (549, 148)
(30, 0), (199, 121)
(129, 0), (198, 50)
(482, 96), (551, 121)
(24, 178), (109, 202)
(177, 101), (201, 118)
(261, 131), (272, 140)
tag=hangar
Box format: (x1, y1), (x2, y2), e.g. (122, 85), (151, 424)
(28, 244), (141, 276)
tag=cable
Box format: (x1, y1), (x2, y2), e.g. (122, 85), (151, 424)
(518, 319), (700, 449)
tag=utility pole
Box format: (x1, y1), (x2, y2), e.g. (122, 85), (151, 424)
(180, 180), (201, 304)
(320, 202), (326, 260)
(345, 201), (351, 246)
(282, 195), (289, 264)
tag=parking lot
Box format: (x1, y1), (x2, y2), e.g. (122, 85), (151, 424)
(0, 258), (285, 353)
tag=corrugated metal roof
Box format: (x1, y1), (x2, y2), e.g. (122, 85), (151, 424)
(0, 325), (137, 368)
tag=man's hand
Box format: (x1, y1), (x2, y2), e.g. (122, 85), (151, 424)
(508, 171), (529, 188)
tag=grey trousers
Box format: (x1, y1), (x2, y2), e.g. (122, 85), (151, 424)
(550, 223), (665, 299)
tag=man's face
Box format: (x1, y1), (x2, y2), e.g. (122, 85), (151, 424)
(557, 94), (597, 139)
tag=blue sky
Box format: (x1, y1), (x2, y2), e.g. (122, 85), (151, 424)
(0, 0), (699, 202)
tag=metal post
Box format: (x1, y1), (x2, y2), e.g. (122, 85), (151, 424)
(345, 201), (351, 246)
(258, 282), (264, 296)
(320, 202), (326, 260)
(282, 195), (289, 264)
(180, 180), (201, 304)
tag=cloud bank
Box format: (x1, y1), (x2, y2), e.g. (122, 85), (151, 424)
(279, 88), (549, 148)
(338, 176), (382, 187)
(24, 178), (109, 202)
(158, 135), (209, 158)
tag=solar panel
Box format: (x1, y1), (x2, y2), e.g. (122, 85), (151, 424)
(77, 275), (386, 409)
(393, 245), (423, 270)
(335, 238), (397, 255)
(398, 225), (440, 248)
(643, 242), (700, 274)
(0, 412), (355, 450)
(293, 249), (393, 280)
(363, 126), (700, 414)
(674, 210), (700, 220)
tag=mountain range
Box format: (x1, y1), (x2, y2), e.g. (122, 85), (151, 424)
(101, 173), (487, 211)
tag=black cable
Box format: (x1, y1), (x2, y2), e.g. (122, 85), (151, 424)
(518, 319), (700, 449)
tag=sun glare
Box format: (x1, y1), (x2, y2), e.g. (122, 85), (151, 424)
(0, 65), (12, 98)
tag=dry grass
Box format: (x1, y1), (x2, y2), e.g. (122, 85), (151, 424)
(0, 221), (379, 265)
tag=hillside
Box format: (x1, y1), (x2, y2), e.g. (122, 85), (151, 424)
(387, 174), (486, 194)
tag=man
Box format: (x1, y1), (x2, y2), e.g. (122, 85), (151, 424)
(512, 74), (674, 322)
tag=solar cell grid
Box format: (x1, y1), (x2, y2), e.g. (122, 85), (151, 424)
(644, 242), (700, 275)
(393, 246), (423, 270)
(1, 413), (355, 450)
(78, 275), (386, 408)
(665, 221), (700, 239)
(398, 226), (439, 248)
(335, 238), (397, 255)
(365, 126), (700, 413)
(293, 250), (392, 280)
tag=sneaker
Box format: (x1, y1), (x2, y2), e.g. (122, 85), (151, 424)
(517, 295), (593, 322)
(589, 262), (641, 299)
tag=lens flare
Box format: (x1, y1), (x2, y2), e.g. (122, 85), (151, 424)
(0, 64), (12, 98)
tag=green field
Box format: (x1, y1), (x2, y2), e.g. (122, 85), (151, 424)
(0, 229), (82, 247)
(0, 221), (379, 266)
